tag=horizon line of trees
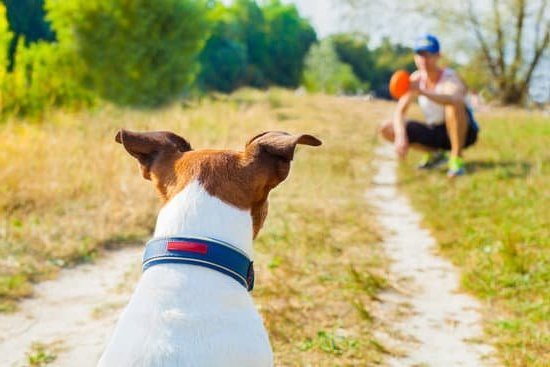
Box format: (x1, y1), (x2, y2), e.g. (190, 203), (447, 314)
(0, 0), (544, 119)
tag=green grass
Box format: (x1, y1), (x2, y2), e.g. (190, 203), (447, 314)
(399, 108), (549, 366)
(26, 341), (61, 366)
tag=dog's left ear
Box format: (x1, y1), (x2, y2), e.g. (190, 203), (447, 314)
(245, 131), (322, 183)
(246, 131), (321, 160)
(115, 129), (192, 179)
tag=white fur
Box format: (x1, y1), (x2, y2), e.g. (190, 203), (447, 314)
(153, 180), (254, 258)
(98, 180), (272, 367)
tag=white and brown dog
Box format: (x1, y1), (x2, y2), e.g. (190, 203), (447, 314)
(98, 130), (321, 366)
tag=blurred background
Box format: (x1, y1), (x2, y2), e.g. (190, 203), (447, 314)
(0, 0), (547, 118)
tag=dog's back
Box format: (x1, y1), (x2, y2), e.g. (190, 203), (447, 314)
(99, 265), (272, 366)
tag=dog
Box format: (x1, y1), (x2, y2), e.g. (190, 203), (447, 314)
(98, 129), (321, 366)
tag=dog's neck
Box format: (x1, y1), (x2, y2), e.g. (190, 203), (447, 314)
(153, 179), (254, 258)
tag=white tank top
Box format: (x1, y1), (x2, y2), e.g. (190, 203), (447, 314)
(418, 68), (464, 125)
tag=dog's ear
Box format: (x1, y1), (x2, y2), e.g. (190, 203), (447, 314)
(245, 131), (321, 183)
(246, 131), (321, 161)
(115, 129), (192, 180)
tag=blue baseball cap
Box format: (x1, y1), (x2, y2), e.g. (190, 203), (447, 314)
(414, 34), (440, 54)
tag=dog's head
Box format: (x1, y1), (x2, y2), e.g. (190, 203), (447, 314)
(116, 130), (321, 237)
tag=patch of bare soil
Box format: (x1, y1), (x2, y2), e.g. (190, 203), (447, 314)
(0, 246), (141, 367)
(367, 144), (498, 367)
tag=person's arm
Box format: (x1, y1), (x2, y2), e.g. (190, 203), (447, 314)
(417, 73), (467, 106)
(418, 88), (462, 105)
(393, 90), (416, 158)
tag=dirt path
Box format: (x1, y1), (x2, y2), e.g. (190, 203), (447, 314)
(368, 144), (498, 367)
(0, 246), (142, 367)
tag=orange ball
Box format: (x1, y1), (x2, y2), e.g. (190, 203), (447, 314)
(389, 70), (410, 99)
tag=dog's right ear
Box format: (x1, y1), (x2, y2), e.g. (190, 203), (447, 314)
(115, 129), (192, 180)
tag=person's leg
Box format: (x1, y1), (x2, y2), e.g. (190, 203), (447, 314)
(444, 102), (468, 157)
(444, 103), (471, 176)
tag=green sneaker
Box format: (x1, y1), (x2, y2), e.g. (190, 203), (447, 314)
(417, 151), (448, 170)
(447, 156), (466, 177)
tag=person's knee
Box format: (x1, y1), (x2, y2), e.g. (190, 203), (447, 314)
(444, 101), (466, 124)
(379, 120), (394, 141)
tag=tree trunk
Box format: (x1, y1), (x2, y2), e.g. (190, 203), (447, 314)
(500, 86), (525, 105)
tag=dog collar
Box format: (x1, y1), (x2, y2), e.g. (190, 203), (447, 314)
(142, 236), (254, 291)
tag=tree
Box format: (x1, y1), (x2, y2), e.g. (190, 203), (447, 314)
(341, 0), (549, 105)
(370, 38), (415, 98)
(232, 0), (269, 87)
(0, 3), (11, 73)
(463, 0), (549, 104)
(47, 0), (212, 107)
(330, 33), (374, 83)
(2, 0), (55, 69)
(196, 0), (316, 92)
(197, 4), (248, 93)
(0, 2), (93, 117)
(262, 0), (316, 88)
(302, 38), (364, 94)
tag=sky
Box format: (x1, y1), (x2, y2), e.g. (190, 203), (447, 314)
(221, 0), (430, 47)
(281, 0), (342, 38)
(220, 0), (344, 39)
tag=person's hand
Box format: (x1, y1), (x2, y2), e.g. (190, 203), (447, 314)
(394, 134), (409, 159)
(408, 79), (420, 97)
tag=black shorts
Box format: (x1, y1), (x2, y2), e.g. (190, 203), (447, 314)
(406, 109), (479, 150)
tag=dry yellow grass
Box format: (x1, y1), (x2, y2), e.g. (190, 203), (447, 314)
(0, 89), (394, 364)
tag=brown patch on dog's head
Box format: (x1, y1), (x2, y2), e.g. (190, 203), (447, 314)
(116, 130), (321, 237)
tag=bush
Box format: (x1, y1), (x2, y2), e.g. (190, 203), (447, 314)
(47, 0), (212, 107)
(196, 4), (248, 93)
(0, 3), (92, 118)
(262, 0), (316, 88)
(303, 39), (365, 95)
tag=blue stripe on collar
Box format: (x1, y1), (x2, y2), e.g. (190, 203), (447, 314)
(142, 236), (254, 291)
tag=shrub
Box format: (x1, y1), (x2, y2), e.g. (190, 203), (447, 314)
(47, 0), (212, 107)
(303, 39), (365, 95)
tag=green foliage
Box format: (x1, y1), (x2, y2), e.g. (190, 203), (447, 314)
(47, 0), (212, 107)
(2, 0), (54, 42)
(304, 33), (415, 97)
(300, 330), (359, 355)
(4, 40), (93, 116)
(262, 0), (316, 88)
(233, 0), (269, 87)
(27, 342), (57, 366)
(0, 0), (424, 116)
(331, 33), (374, 83)
(198, 34), (247, 93)
(2, 0), (55, 69)
(458, 52), (494, 98)
(0, 3), (11, 73)
(370, 38), (415, 98)
(197, 3), (248, 92)
(197, 0), (316, 93)
(303, 39), (365, 95)
(0, 3), (91, 117)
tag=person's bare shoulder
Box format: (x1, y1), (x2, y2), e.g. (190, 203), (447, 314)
(442, 69), (467, 97)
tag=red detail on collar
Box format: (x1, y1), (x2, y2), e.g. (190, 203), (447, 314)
(167, 241), (208, 255)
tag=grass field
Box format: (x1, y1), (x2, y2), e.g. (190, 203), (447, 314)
(0, 89), (394, 365)
(400, 108), (549, 367)
(3, 89), (547, 366)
